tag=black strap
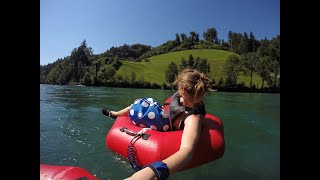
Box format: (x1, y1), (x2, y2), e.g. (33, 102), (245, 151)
(163, 102), (170, 106)
(128, 135), (143, 171)
(179, 106), (206, 130)
(119, 127), (152, 171)
(179, 108), (192, 130)
(120, 127), (150, 140)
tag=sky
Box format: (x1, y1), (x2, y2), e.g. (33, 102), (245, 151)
(40, 0), (280, 65)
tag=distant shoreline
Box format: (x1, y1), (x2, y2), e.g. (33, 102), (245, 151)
(40, 83), (280, 94)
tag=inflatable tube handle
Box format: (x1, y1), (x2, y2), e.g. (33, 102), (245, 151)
(120, 127), (136, 136)
(120, 127), (150, 140)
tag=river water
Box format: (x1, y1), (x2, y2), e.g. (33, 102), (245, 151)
(40, 84), (280, 180)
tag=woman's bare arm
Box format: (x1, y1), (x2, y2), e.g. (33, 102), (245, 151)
(125, 114), (202, 180)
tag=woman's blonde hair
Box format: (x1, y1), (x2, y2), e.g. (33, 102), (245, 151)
(173, 68), (213, 105)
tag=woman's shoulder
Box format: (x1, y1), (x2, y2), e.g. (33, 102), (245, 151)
(184, 113), (202, 124)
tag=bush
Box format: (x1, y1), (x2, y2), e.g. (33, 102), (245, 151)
(161, 83), (167, 90)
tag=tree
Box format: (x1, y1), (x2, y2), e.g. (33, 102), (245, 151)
(111, 58), (122, 70)
(256, 57), (271, 90)
(179, 58), (188, 70)
(228, 31), (234, 50)
(269, 35), (280, 64)
(187, 54), (194, 68)
(233, 33), (243, 54)
(78, 39), (93, 65)
(94, 61), (102, 79)
(77, 61), (86, 81)
(223, 55), (241, 88)
(46, 65), (60, 84)
(203, 28), (218, 44)
(248, 32), (256, 52)
(99, 64), (116, 83)
(194, 57), (200, 70)
(268, 35), (280, 86)
(269, 59), (280, 87)
(52, 60), (73, 85)
(190, 32), (197, 43)
(175, 33), (181, 43)
(241, 52), (258, 88)
(257, 37), (270, 57)
(165, 61), (178, 85)
(195, 33), (199, 42)
(239, 32), (249, 54)
(195, 58), (210, 74)
(69, 40), (93, 82)
(180, 33), (188, 43)
(217, 77), (224, 88)
(221, 39), (230, 50)
(81, 72), (92, 85)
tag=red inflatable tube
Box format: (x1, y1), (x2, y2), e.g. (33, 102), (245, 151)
(40, 164), (99, 180)
(106, 96), (225, 171)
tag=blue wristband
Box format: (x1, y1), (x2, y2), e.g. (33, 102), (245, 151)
(145, 161), (169, 180)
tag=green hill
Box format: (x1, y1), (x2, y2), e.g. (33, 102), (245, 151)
(117, 49), (263, 87)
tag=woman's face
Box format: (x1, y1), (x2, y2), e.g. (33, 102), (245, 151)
(179, 86), (190, 102)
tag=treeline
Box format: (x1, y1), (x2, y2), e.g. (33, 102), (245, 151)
(103, 43), (151, 61)
(163, 35), (280, 93)
(165, 54), (211, 88)
(40, 27), (280, 92)
(137, 28), (229, 60)
(221, 35), (280, 93)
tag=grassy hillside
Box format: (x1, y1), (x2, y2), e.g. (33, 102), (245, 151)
(117, 49), (263, 87)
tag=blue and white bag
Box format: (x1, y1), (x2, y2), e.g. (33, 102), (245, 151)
(128, 98), (171, 131)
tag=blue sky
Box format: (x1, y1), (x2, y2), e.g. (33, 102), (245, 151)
(40, 0), (280, 65)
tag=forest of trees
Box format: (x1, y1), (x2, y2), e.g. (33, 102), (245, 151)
(165, 54), (211, 88)
(40, 27), (280, 93)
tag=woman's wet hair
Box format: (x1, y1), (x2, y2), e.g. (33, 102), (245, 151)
(173, 68), (213, 105)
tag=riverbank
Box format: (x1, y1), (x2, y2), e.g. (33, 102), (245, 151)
(40, 83), (280, 93)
